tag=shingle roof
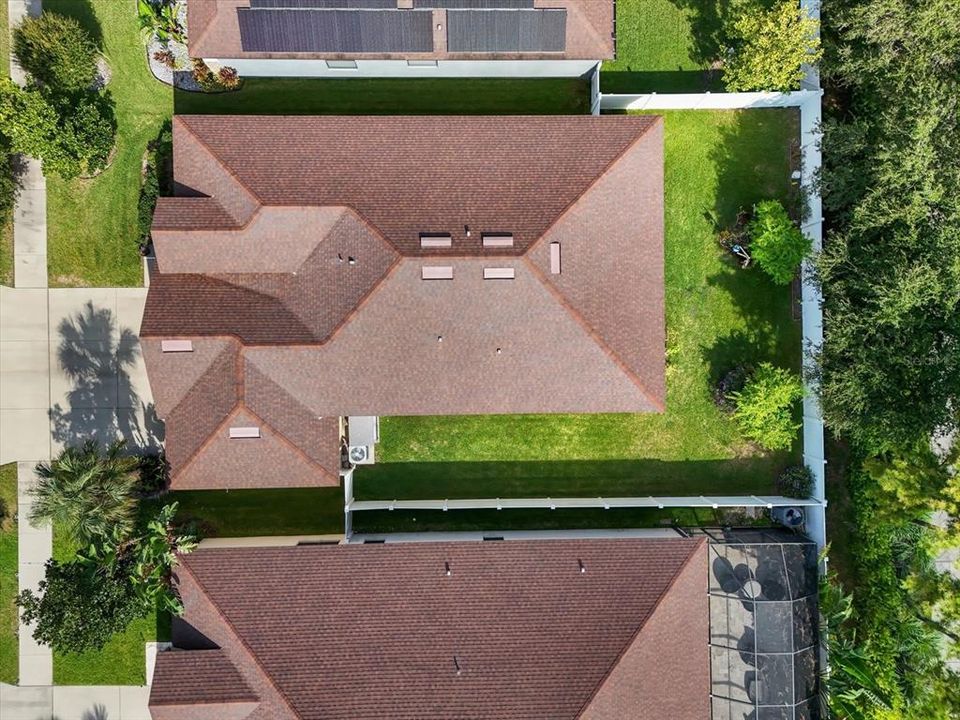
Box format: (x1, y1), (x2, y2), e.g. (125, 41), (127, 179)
(153, 538), (710, 720)
(188, 0), (614, 60)
(142, 115), (664, 490)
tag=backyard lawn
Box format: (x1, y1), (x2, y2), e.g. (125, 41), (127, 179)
(603, 0), (725, 93)
(0, 464), (17, 684)
(354, 109), (802, 523)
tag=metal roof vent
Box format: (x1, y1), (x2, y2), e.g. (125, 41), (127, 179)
(229, 426), (261, 439)
(444, 561), (452, 576)
(578, 558), (586, 574)
(420, 233), (452, 248)
(482, 233), (513, 248)
(161, 340), (193, 353)
(453, 656), (462, 676)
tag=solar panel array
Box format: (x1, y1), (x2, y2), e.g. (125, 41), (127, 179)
(237, 8), (435, 52)
(238, 1), (567, 54)
(446, 9), (567, 52)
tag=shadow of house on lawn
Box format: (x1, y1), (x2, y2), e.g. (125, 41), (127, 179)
(49, 301), (164, 452)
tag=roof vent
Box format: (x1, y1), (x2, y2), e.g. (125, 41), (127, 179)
(420, 233), (452, 248)
(161, 340), (193, 353)
(482, 233), (513, 248)
(229, 426), (261, 439)
(578, 558), (586, 574)
(550, 242), (561, 274)
(453, 655), (462, 676)
(483, 267), (515, 280)
(422, 265), (454, 280)
(444, 561), (452, 576)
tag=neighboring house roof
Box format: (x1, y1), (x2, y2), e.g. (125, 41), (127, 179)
(141, 114), (665, 490)
(188, 0), (614, 61)
(148, 537), (710, 720)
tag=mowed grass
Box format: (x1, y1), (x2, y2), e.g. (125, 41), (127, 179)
(174, 77), (589, 115)
(1, 0), (13, 287)
(51, 521), (169, 686)
(603, 0), (724, 93)
(355, 109), (802, 513)
(45, 0), (172, 288)
(154, 487), (345, 538)
(0, 464), (18, 684)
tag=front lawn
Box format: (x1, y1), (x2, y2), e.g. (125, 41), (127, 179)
(355, 109), (802, 517)
(1, 0), (13, 287)
(174, 77), (589, 115)
(51, 522), (168, 686)
(0, 463), (18, 684)
(44, 0), (172, 288)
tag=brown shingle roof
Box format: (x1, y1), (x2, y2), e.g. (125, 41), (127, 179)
(153, 538), (709, 720)
(142, 114), (664, 490)
(188, 1), (614, 61)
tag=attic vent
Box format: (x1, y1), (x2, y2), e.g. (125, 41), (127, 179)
(550, 242), (561, 274)
(229, 426), (261, 439)
(161, 340), (193, 353)
(482, 233), (513, 248)
(420, 233), (452, 248)
(422, 265), (454, 280)
(483, 267), (515, 280)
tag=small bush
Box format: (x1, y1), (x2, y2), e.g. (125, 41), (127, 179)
(137, 122), (172, 251)
(137, 452), (170, 495)
(192, 59), (242, 93)
(713, 365), (749, 411)
(63, 92), (116, 176)
(729, 363), (804, 451)
(749, 200), (811, 285)
(13, 12), (98, 92)
(777, 465), (814, 498)
(152, 49), (175, 68)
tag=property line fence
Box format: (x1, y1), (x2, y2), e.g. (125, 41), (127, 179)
(345, 88), (827, 549)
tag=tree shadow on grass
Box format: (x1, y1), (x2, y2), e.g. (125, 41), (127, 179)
(666, 0), (733, 67)
(49, 301), (165, 452)
(601, 69), (724, 94)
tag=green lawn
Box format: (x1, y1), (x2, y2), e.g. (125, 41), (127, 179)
(1, 0), (13, 287)
(51, 522), (169, 686)
(158, 487), (345, 538)
(174, 77), (588, 115)
(355, 109), (802, 521)
(45, 0), (172, 288)
(0, 464), (18, 684)
(603, 0), (726, 93)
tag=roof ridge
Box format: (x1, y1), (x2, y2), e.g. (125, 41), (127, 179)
(522, 255), (665, 412)
(165, 339), (241, 430)
(573, 537), (707, 719)
(176, 560), (306, 720)
(174, 116), (264, 224)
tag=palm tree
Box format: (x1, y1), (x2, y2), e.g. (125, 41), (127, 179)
(30, 440), (139, 546)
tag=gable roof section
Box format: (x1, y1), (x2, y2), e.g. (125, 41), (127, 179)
(142, 114), (664, 489)
(157, 538), (709, 720)
(187, 0), (614, 60)
(150, 649), (260, 720)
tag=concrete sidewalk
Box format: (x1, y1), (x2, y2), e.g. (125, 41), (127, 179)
(0, 683), (152, 720)
(16, 463), (51, 686)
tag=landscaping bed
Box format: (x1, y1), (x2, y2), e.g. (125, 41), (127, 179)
(354, 109), (802, 527)
(0, 464), (17, 684)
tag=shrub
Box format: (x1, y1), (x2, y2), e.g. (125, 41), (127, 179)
(776, 465), (813, 498)
(138, 0), (185, 45)
(138, 122), (172, 250)
(217, 66), (241, 89)
(713, 365), (749, 411)
(723, 0), (821, 92)
(17, 559), (145, 654)
(13, 11), (98, 92)
(748, 200), (810, 284)
(62, 92), (116, 175)
(152, 49), (175, 68)
(728, 363), (804, 451)
(192, 59), (242, 93)
(137, 452), (170, 494)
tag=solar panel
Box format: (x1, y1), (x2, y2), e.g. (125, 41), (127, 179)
(250, 0), (398, 8)
(238, 8), (435, 52)
(446, 9), (566, 53)
(413, 0), (535, 8)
